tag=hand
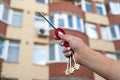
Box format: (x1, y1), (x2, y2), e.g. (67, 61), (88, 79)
(59, 35), (91, 64)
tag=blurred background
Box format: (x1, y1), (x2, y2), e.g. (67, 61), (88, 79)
(0, 0), (120, 80)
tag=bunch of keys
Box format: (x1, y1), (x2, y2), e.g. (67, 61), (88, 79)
(55, 28), (80, 76)
(38, 12), (80, 76)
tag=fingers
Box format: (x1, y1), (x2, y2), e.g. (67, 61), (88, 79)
(63, 47), (72, 57)
(59, 35), (73, 42)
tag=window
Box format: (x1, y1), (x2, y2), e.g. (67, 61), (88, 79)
(76, 17), (82, 32)
(36, 0), (45, 3)
(6, 41), (20, 62)
(96, 4), (106, 15)
(58, 45), (66, 61)
(49, 44), (55, 61)
(106, 53), (117, 60)
(85, 2), (93, 13)
(118, 25), (120, 35)
(33, 44), (47, 65)
(85, 23), (98, 39)
(116, 53), (120, 61)
(0, 40), (3, 57)
(68, 15), (73, 28)
(49, 16), (54, 28)
(34, 15), (45, 30)
(100, 27), (109, 40)
(110, 26), (117, 39)
(58, 19), (64, 28)
(109, 2), (120, 15)
(49, 44), (67, 62)
(2, 6), (9, 22)
(11, 10), (23, 27)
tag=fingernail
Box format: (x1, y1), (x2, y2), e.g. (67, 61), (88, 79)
(67, 47), (71, 50)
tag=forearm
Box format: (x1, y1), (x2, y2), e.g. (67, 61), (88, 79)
(79, 49), (120, 80)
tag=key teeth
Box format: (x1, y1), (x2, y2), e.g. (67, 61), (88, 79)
(65, 69), (70, 76)
(74, 64), (80, 70)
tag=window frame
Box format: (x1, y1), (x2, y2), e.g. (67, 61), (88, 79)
(85, 23), (98, 39)
(49, 43), (67, 63)
(85, 1), (93, 13)
(33, 44), (48, 65)
(8, 9), (23, 27)
(96, 3), (106, 16)
(36, 0), (49, 4)
(2, 40), (20, 63)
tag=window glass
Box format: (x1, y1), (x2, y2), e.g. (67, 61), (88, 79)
(34, 15), (45, 30)
(2, 6), (9, 21)
(118, 25), (120, 35)
(0, 40), (3, 56)
(97, 6), (103, 15)
(116, 53), (120, 61)
(49, 16), (54, 28)
(58, 19), (64, 28)
(86, 23), (98, 39)
(58, 45), (66, 61)
(33, 44), (47, 65)
(11, 10), (23, 27)
(68, 15), (73, 28)
(49, 44), (55, 61)
(86, 2), (93, 12)
(109, 2), (120, 15)
(36, 0), (45, 3)
(110, 26), (117, 39)
(7, 41), (20, 62)
(77, 17), (82, 32)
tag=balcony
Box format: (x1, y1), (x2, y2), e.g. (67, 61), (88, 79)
(49, 1), (84, 18)
(85, 13), (109, 26)
(48, 63), (94, 80)
(94, 0), (105, 3)
(89, 39), (115, 52)
(0, 21), (7, 38)
(105, 0), (120, 2)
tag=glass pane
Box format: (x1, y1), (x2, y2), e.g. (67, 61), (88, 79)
(49, 44), (55, 61)
(110, 27), (117, 38)
(97, 6), (103, 15)
(0, 40), (3, 56)
(59, 45), (67, 61)
(116, 53), (120, 61)
(36, 0), (45, 3)
(34, 16), (45, 30)
(2, 6), (9, 21)
(49, 16), (54, 28)
(86, 23), (98, 39)
(33, 45), (46, 65)
(86, 2), (93, 12)
(12, 11), (23, 27)
(7, 41), (20, 62)
(58, 19), (64, 28)
(77, 17), (82, 32)
(118, 25), (120, 35)
(68, 15), (73, 28)
(7, 46), (19, 62)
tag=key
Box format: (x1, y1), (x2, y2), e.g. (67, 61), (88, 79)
(72, 54), (80, 70)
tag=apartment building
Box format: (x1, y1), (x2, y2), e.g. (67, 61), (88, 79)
(0, 0), (120, 80)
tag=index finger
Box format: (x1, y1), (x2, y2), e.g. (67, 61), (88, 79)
(59, 35), (73, 42)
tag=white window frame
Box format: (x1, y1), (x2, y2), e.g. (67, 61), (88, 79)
(109, 25), (120, 40)
(106, 53), (117, 60)
(85, 23), (98, 39)
(49, 43), (67, 63)
(36, 0), (49, 4)
(96, 3), (106, 16)
(109, 2), (120, 15)
(0, 3), (4, 21)
(2, 40), (20, 62)
(8, 9), (23, 27)
(33, 44), (49, 65)
(100, 27), (110, 40)
(84, 1), (93, 13)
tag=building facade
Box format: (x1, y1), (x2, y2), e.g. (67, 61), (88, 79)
(0, 0), (120, 80)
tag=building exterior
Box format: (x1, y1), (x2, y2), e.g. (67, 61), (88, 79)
(0, 0), (120, 80)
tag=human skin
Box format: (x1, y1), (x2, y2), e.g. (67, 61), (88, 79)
(60, 35), (120, 80)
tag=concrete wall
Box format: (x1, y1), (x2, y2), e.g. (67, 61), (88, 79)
(1, 0), (49, 80)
